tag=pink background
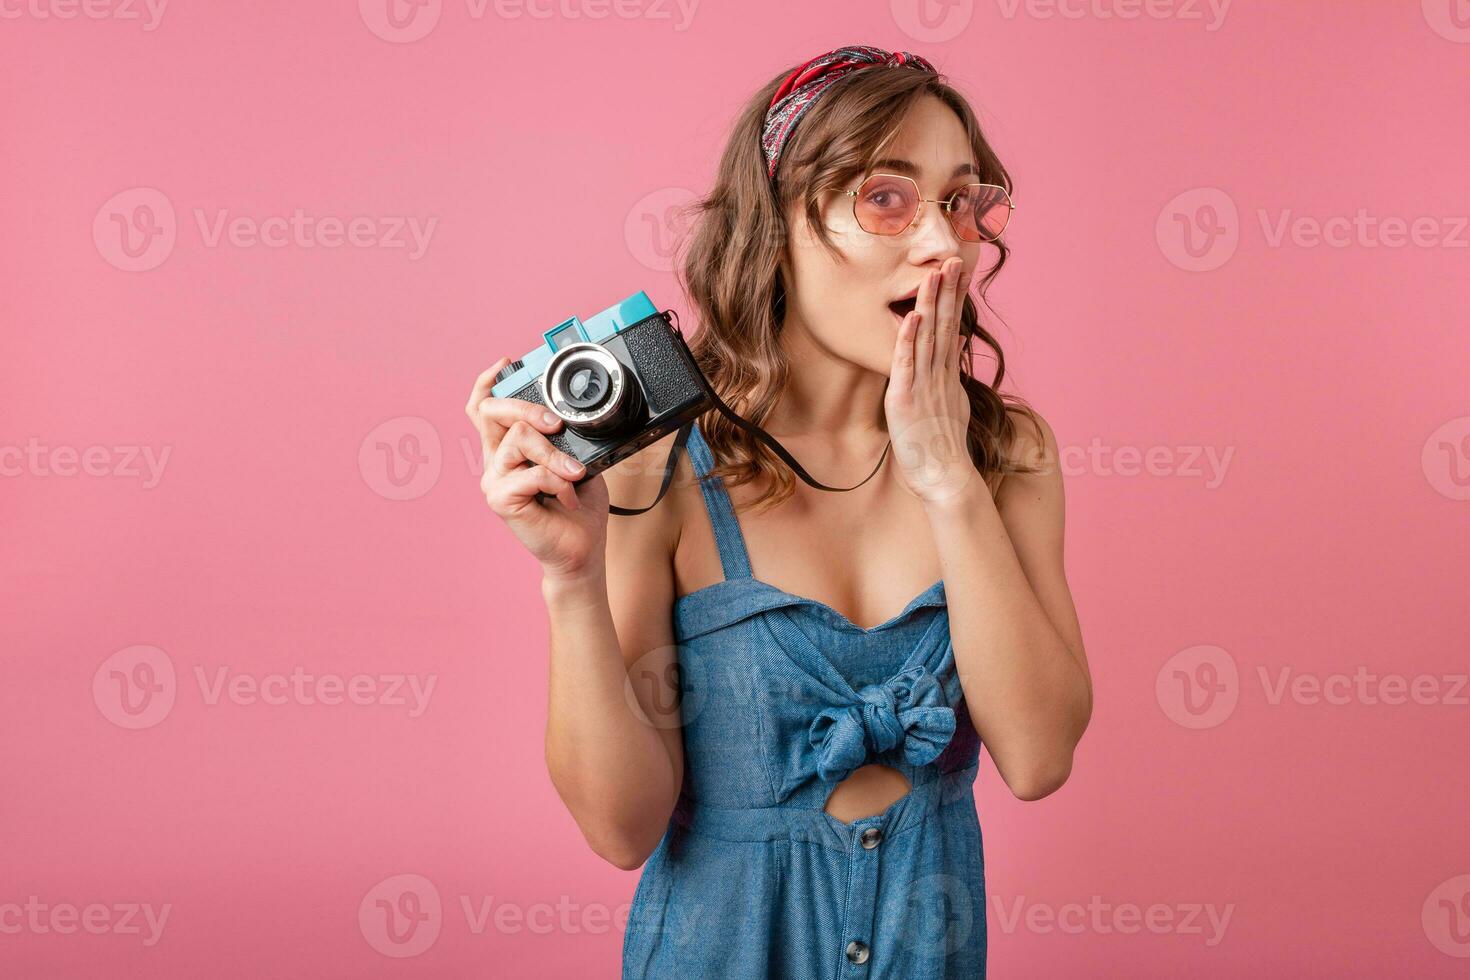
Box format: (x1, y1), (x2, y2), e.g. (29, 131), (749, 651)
(3, 1), (1467, 977)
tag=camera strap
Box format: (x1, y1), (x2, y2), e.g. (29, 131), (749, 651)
(608, 311), (890, 516)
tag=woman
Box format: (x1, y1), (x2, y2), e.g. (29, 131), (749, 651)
(467, 44), (1092, 979)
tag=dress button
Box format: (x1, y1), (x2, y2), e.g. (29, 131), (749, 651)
(860, 827), (882, 849)
(845, 940), (870, 964)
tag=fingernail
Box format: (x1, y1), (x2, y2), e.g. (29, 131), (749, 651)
(561, 456), (583, 475)
(542, 411), (558, 426)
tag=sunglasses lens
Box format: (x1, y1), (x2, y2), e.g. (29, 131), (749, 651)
(949, 184), (1012, 242)
(853, 175), (919, 236)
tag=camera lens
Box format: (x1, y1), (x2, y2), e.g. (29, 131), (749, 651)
(540, 343), (643, 435)
(563, 364), (608, 410)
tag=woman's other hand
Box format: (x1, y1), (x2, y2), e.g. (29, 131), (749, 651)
(884, 256), (978, 504)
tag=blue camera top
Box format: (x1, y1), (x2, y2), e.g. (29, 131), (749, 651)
(491, 291), (660, 398)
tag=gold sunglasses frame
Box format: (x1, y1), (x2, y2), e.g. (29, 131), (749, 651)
(842, 173), (1015, 243)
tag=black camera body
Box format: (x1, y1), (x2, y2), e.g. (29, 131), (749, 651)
(490, 292), (709, 479)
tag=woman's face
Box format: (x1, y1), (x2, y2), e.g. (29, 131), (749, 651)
(783, 95), (984, 376)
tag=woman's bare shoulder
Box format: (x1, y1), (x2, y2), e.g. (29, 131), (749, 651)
(989, 405), (1056, 498)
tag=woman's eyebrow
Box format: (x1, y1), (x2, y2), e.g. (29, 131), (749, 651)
(871, 158), (980, 179)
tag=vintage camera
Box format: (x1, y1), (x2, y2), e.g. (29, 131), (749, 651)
(490, 291), (709, 483)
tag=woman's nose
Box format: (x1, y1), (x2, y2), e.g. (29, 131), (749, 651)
(907, 201), (964, 263)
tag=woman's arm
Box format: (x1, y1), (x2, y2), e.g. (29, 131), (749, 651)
(542, 437), (687, 870)
(925, 410), (1092, 801)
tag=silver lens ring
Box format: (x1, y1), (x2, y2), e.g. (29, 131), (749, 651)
(540, 343), (627, 427)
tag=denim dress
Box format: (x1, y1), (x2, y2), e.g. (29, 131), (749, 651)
(622, 421), (987, 979)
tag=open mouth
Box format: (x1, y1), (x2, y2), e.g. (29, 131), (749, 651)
(887, 295), (918, 324)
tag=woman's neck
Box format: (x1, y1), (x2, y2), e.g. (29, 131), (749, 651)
(766, 311), (889, 442)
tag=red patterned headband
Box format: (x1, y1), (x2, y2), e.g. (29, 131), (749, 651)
(762, 44), (939, 180)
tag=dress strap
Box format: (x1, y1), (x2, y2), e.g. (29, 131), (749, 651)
(684, 421), (754, 581)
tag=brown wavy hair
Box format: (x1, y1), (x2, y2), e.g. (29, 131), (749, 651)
(672, 56), (1041, 513)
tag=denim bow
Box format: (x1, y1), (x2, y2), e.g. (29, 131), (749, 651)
(807, 665), (957, 783)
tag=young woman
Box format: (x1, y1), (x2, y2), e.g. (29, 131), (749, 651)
(467, 44), (1092, 979)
